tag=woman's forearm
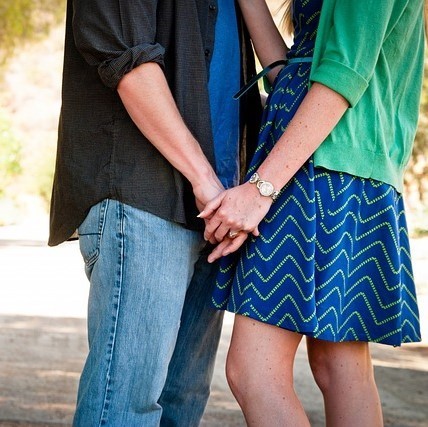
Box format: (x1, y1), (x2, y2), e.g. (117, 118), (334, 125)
(256, 83), (349, 191)
(200, 83), (349, 251)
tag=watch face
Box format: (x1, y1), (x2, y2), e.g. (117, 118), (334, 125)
(259, 181), (274, 196)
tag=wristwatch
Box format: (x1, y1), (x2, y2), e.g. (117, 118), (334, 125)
(248, 172), (280, 201)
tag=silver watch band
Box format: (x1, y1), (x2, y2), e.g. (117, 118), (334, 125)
(249, 172), (279, 201)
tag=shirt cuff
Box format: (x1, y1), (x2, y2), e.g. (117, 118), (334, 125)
(98, 43), (165, 89)
(310, 58), (369, 108)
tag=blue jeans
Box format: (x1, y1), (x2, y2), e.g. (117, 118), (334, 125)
(73, 199), (224, 426)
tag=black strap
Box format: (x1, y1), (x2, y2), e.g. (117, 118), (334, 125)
(233, 59), (288, 100)
(233, 57), (314, 100)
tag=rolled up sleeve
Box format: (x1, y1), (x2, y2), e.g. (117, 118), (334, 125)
(311, 0), (402, 107)
(72, 0), (164, 88)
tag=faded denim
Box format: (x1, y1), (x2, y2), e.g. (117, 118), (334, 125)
(73, 199), (223, 426)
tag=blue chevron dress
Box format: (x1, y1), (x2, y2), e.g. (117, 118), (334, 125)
(212, 0), (421, 346)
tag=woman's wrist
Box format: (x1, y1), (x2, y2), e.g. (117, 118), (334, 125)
(248, 172), (280, 201)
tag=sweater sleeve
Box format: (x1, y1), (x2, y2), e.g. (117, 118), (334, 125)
(310, 0), (407, 107)
(72, 0), (165, 89)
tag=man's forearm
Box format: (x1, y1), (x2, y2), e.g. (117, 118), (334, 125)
(117, 62), (223, 203)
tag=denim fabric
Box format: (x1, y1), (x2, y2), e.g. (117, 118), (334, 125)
(74, 199), (224, 426)
(209, 0), (240, 189)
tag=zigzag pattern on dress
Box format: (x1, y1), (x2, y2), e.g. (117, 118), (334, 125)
(211, 0), (421, 347)
(213, 161), (421, 346)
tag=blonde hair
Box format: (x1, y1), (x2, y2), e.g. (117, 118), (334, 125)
(279, 0), (294, 35)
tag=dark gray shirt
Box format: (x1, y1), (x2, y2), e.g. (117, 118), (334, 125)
(49, 0), (261, 246)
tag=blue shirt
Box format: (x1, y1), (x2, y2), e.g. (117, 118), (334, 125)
(208, 0), (240, 189)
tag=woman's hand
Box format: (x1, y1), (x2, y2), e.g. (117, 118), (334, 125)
(199, 182), (273, 244)
(207, 231), (249, 263)
(200, 82), (349, 262)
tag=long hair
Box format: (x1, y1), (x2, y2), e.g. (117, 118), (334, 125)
(279, 0), (293, 35)
(281, 0), (428, 40)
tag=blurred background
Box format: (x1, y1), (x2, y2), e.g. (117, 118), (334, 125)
(0, 0), (65, 227)
(1, 0), (427, 232)
(0, 1), (427, 426)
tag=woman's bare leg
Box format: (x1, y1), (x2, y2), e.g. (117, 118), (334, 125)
(306, 338), (383, 427)
(226, 314), (310, 427)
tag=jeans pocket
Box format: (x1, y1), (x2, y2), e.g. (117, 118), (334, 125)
(78, 199), (108, 275)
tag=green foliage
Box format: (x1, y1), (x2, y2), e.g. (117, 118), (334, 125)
(0, 113), (21, 196)
(415, 61), (428, 153)
(405, 58), (428, 207)
(0, 0), (66, 66)
(32, 145), (56, 209)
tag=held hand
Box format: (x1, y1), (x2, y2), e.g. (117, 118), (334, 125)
(194, 181), (225, 245)
(197, 192), (229, 245)
(193, 178), (224, 208)
(195, 197), (219, 245)
(199, 182), (272, 243)
(207, 232), (249, 263)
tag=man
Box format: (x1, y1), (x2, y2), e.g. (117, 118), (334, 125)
(49, 0), (261, 425)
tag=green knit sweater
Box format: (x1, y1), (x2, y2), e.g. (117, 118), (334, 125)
(310, 0), (425, 192)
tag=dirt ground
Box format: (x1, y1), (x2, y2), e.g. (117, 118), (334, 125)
(0, 219), (427, 427)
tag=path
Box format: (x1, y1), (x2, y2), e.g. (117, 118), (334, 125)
(0, 219), (427, 426)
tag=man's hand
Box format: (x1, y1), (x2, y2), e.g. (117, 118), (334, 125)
(198, 182), (272, 256)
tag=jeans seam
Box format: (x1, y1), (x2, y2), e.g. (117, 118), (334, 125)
(97, 199), (109, 248)
(88, 199), (109, 270)
(98, 201), (125, 426)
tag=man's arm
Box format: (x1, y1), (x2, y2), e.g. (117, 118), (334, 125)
(117, 62), (223, 206)
(72, 0), (223, 206)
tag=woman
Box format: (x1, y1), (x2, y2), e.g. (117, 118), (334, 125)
(199, 0), (425, 425)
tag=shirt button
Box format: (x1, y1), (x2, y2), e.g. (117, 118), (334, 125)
(209, 4), (216, 11)
(205, 49), (211, 57)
